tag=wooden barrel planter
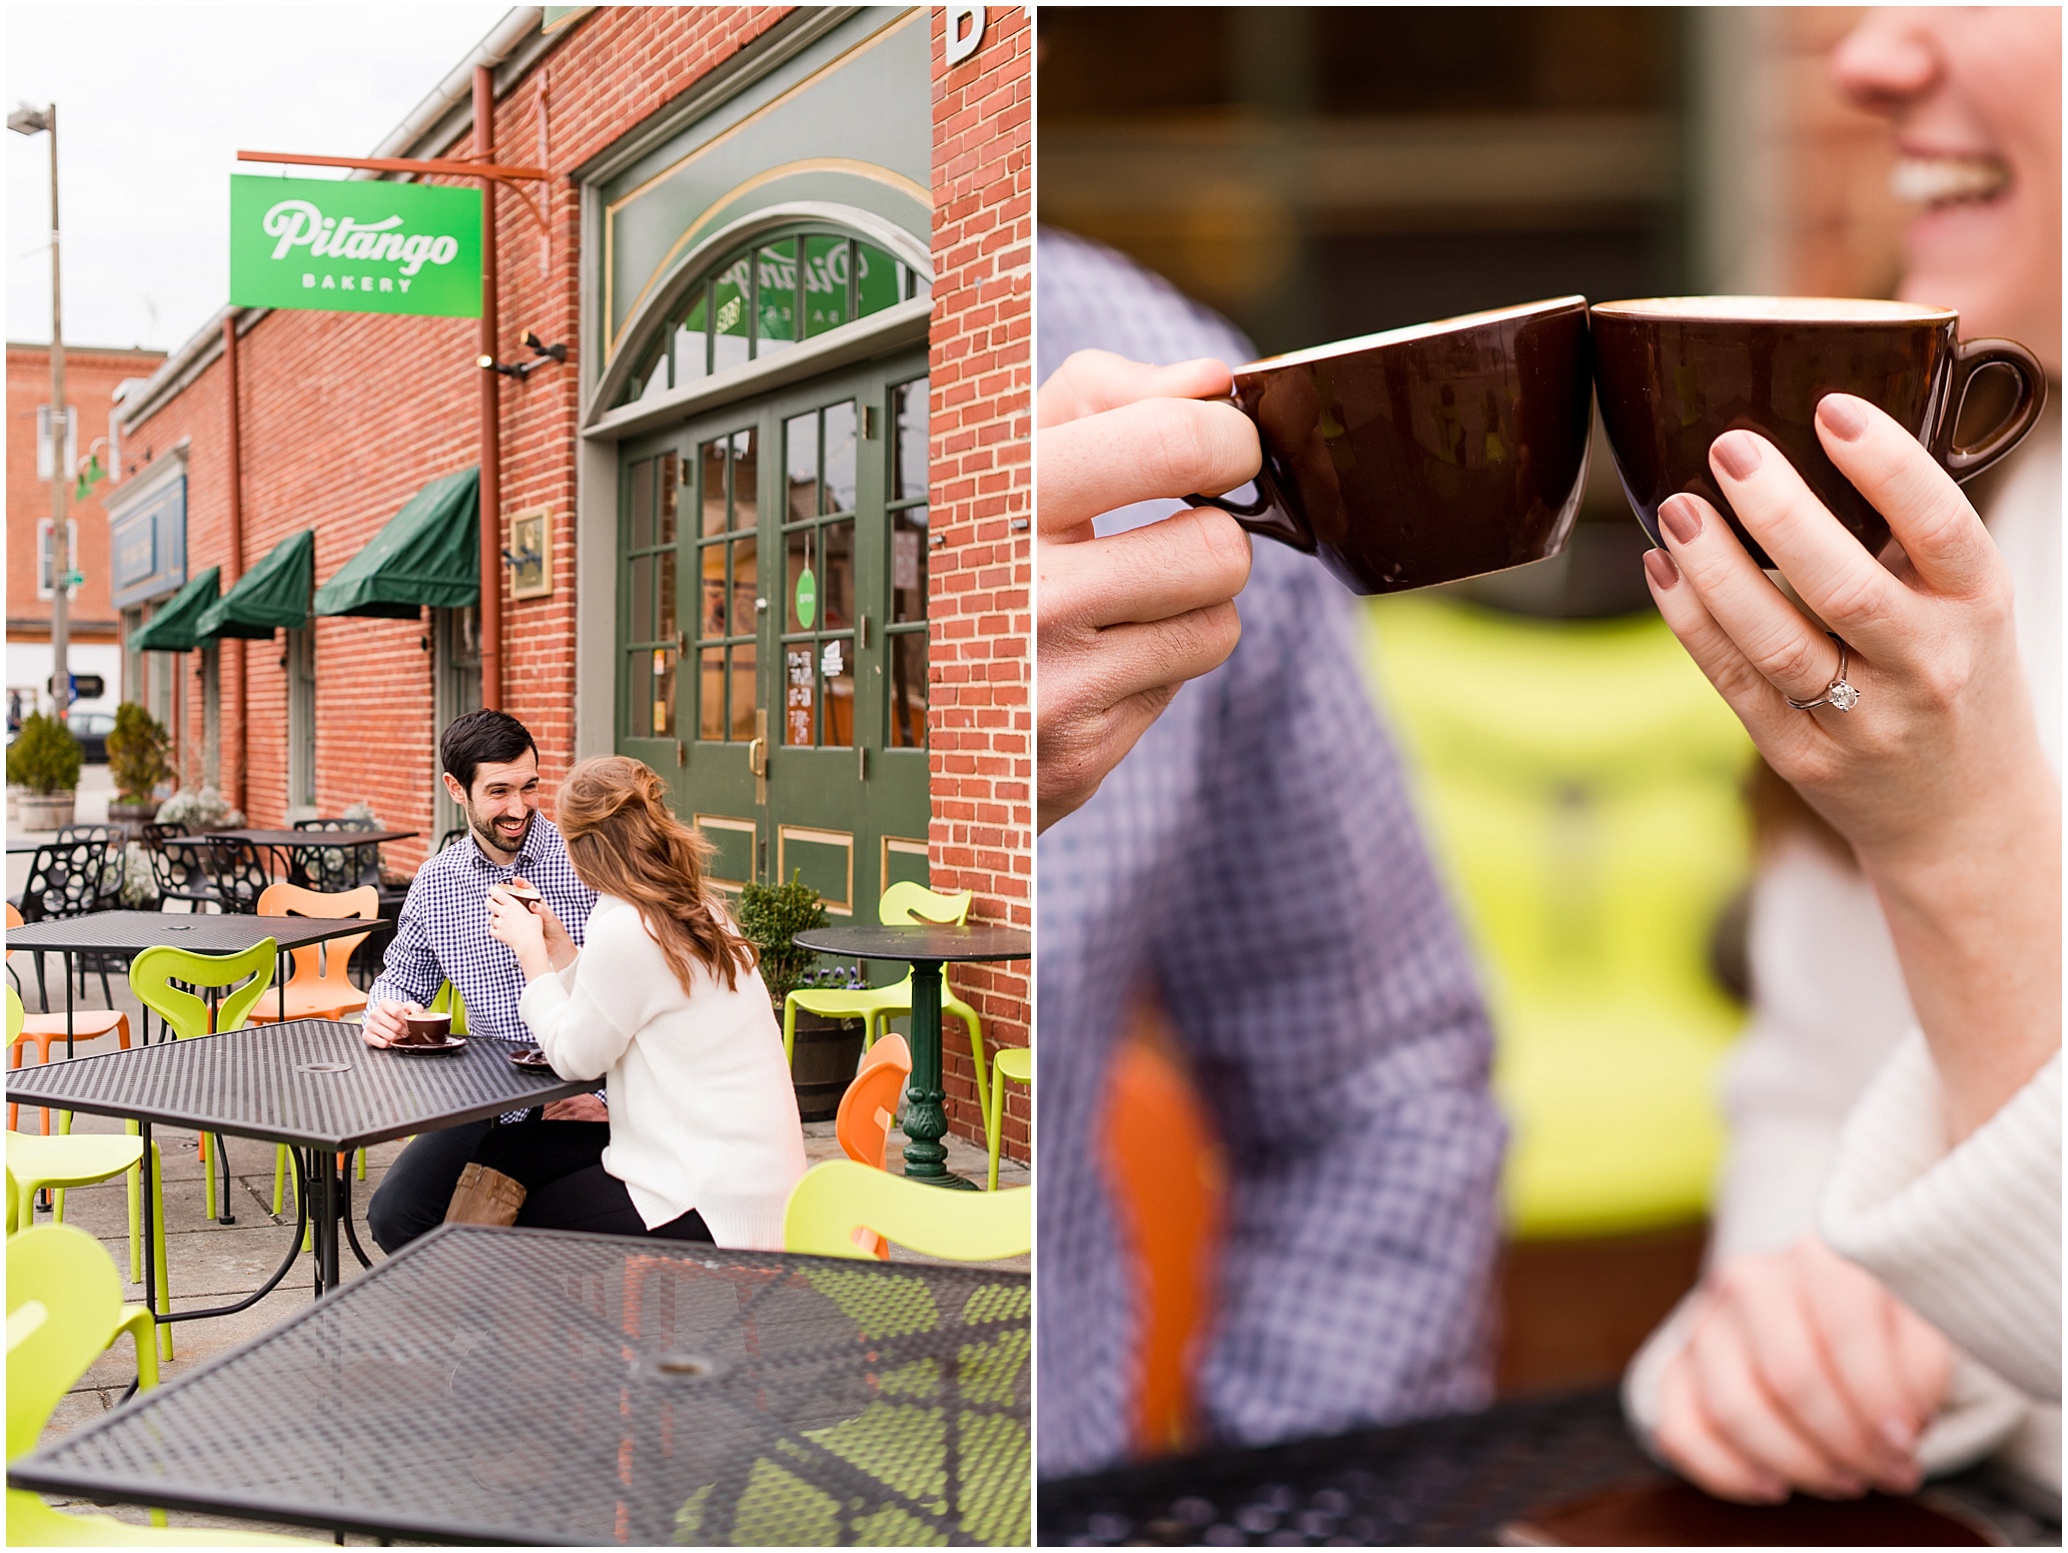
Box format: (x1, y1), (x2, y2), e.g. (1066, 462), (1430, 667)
(790, 1011), (867, 1121)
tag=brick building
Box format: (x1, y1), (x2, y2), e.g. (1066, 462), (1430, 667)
(112, 5), (1029, 1158)
(6, 342), (164, 726)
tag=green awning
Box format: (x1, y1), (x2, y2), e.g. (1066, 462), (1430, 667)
(313, 467), (479, 619)
(197, 528), (314, 640)
(129, 567), (221, 652)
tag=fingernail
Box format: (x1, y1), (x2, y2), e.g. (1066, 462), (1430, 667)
(1880, 1415), (1918, 1453)
(1643, 547), (1680, 589)
(1659, 494), (1703, 546)
(1713, 429), (1764, 480)
(1818, 394), (1869, 441)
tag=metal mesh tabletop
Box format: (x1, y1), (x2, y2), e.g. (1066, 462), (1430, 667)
(1036, 1388), (2056, 1546)
(794, 924), (1032, 964)
(3, 1019), (586, 1149)
(10, 1224), (1032, 1546)
(1, 909), (362, 955)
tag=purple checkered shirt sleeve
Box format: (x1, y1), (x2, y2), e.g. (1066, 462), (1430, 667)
(370, 815), (599, 1120)
(1036, 229), (1507, 1477)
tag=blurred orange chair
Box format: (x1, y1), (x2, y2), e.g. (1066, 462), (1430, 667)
(834, 1034), (911, 1260)
(1099, 1004), (1228, 1458)
(247, 883), (377, 1024)
(6, 903), (130, 1136)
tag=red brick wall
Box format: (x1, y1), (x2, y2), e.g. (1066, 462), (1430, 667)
(7, 344), (164, 643)
(928, 5), (1033, 1163)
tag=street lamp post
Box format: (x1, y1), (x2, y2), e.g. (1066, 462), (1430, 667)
(11, 101), (69, 725)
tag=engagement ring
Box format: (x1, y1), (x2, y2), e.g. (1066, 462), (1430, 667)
(1787, 637), (1861, 713)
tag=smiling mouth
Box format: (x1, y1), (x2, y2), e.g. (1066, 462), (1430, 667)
(1891, 155), (2012, 210)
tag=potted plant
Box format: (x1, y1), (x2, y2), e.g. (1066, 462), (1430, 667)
(737, 872), (866, 1120)
(105, 702), (173, 838)
(6, 712), (82, 831)
(154, 784), (245, 833)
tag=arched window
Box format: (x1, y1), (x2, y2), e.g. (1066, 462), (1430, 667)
(619, 227), (928, 408)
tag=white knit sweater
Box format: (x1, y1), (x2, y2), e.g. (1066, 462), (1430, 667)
(516, 894), (806, 1249)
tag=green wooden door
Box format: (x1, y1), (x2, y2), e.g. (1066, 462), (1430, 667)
(616, 350), (931, 915)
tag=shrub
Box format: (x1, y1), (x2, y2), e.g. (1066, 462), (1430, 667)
(6, 713), (81, 795)
(736, 872), (831, 1009)
(156, 785), (245, 831)
(106, 702), (173, 803)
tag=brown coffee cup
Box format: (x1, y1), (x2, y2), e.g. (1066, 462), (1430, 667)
(1188, 297), (1594, 594)
(1590, 296), (2046, 568)
(400, 1009), (452, 1046)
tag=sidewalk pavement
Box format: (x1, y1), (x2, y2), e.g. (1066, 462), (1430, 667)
(10, 969), (1028, 1543)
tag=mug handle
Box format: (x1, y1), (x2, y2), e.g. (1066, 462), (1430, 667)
(1935, 337), (2048, 481)
(1186, 459), (1316, 553)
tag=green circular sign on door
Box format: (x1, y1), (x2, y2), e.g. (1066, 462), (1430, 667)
(795, 566), (817, 629)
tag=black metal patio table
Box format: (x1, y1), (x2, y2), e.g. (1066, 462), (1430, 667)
(794, 923), (1030, 1190)
(1037, 1386), (2056, 1546)
(5, 1020), (588, 1321)
(3, 908), (375, 1051)
(7, 1222), (1033, 1546)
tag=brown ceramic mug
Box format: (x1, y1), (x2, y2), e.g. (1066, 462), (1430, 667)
(399, 1009), (452, 1046)
(1590, 296), (2046, 568)
(1188, 297), (1594, 594)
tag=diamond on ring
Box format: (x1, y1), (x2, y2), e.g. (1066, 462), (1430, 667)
(1826, 679), (1859, 712)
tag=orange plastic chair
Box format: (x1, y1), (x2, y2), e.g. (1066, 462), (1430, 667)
(6, 903), (131, 1135)
(833, 1034), (911, 1260)
(1100, 1012), (1228, 1459)
(248, 883), (377, 1024)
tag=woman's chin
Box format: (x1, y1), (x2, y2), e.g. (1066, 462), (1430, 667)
(1900, 199), (2050, 342)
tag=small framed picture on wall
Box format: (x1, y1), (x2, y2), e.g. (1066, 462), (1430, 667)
(509, 507), (552, 599)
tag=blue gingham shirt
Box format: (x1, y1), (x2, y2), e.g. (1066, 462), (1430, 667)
(1038, 229), (1508, 1478)
(371, 812), (597, 1056)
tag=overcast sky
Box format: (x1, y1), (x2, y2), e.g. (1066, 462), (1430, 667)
(7, 5), (507, 353)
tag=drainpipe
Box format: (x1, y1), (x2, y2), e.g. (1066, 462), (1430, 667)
(222, 311), (247, 812)
(475, 64), (503, 711)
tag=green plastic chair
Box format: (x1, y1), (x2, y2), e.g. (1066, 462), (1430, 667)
(783, 1159), (1031, 1262)
(7, 1224), (311, 1547)
(986, 1046), (1031, 1192)
(1363, 595), (1754, 1237)
(783, 884), (995, 1158)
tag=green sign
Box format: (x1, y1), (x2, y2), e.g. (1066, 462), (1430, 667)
(229, 175), (482, 317)
(795, 567), (817, 629)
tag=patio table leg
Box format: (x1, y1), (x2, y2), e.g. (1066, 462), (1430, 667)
(319, 1150), (339, 1292)
(901, 958), (974, 1189)
(338, 1152), (374, 1270)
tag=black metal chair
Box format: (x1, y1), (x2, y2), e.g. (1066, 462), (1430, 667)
(292, 819), (409, 987)
(202, 839), (270, 914)
(438, 828), (467, 853)
(8, 837), (116, 1010)
(146, 838), (220, 914)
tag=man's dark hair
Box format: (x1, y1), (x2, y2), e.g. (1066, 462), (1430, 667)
(440, 709), (539, 793)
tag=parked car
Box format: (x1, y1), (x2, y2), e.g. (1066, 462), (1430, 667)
(66, 710), (115, 763)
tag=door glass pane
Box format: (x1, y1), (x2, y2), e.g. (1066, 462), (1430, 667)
(856, 242), (901, 317)
(823, 402), (857, 513)
(699, 546), (725, 639)
(627, 651), (653, 738)
(713, 254), (750, 373)
(652, 650), (676, 737)
(658, 454), (679, 544)
(889, 632), (927, 748)
(699, 648), (724, 740)
(804, 236), (850, 337)
(674, 289), (709, 384)
(629, 554), (654, 642)
(785, 412), (818, 521)
(729, 645), (757, 743)
(729, 536), (758, 636)
(823, 520), (855, 631)
(894, 380), (928, 502)
(657, 550), (677, 641)
(892, 507), (927, 624)
(786, 528), (815, 633)
(700, 441), (727, 536)
(784, 645), (815, 745)
(821, 638), (853, 748)
(756, 240), (796, 359)
(731, 431), (757, 531)
(630, 458), (654, 550)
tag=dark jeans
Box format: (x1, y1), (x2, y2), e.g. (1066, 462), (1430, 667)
(367, 1119), (496, 1254)
(475, 1120), (712, 1242)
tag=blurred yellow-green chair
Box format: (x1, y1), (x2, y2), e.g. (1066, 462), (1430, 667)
(784, 1160), (1031, 1262)
(1363, 593), (1754, 1238)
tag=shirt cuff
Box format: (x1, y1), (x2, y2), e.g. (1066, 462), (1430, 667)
(1820, 1031), (2061, 1401)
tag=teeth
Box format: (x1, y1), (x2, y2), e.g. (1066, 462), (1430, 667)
(1891, 156), (2010, 205)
